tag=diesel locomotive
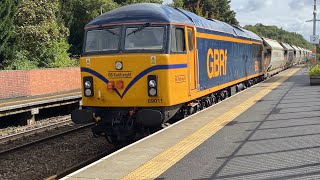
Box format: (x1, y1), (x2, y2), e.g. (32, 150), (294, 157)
(71, 3), (310, 144)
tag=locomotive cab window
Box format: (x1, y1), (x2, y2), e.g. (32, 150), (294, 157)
(171, 27), (185, 53)
(125, 26), (164, 51)
(85, 27), (120, 53)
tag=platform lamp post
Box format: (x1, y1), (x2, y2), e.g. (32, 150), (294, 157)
(306, 0), (319, 65)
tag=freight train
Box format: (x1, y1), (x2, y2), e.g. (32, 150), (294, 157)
(71, 3), (311, 144)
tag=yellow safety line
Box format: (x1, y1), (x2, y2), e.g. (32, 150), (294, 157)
(0, 91), (81, 106)
(121, 66), (302, 180)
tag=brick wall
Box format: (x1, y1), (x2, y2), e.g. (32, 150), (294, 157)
(0, 68), (81, 100)
(0, 70), (29, 99)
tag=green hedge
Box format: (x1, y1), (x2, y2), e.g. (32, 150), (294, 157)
(309, 64), (320, 76)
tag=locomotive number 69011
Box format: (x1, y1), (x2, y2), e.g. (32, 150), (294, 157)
(148, 99), (163, 103)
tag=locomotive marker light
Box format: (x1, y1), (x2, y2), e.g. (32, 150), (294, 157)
(85, 89), (92, 96)
(148, 75), (158, 96)
(149, 88), (157, 96)
(115, 61), (123, 70)
(107, 81), (115, 91)
(116, 80), (124, 89)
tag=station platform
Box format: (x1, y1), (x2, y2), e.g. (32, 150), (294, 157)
(0, 90), (81, 117)
(63, 65), (320, 180)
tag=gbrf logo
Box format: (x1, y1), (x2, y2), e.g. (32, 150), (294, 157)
(207, 48), (228, 79)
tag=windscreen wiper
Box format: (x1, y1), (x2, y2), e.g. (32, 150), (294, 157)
(99, 25), (119, 36)
(126, 23), (150, 36)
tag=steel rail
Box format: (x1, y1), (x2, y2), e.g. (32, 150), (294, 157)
(0, 116), (72, 144)
(0, 122), (94, 156)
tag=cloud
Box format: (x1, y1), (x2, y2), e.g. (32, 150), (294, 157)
(231, 0), (315, 41)
(289, 0), (313, 10)
(236, 0), (273, 12)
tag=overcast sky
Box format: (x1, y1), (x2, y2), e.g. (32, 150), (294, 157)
(163, 0), (317, 41)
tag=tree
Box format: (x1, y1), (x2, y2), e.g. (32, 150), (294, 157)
(215, 0), (238, 25)
(59, 0), (119, 56)
(244, 24), (312, 49)
(2, 0), (72, 69)
(115, 0), (163, 5)
(173, 0), (238, 25)
(59, 0), (164, 56)
(171, 0), (183, 8)
(0, 0), (20, 64)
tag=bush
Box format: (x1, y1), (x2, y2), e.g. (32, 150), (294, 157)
(3, 50), (38, 70)
(44, 40), (78, 68)
(1, 0), (72, 70)
(308, 64), (320, 76)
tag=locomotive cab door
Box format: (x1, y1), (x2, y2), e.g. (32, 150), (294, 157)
(186, 27), (197, 93)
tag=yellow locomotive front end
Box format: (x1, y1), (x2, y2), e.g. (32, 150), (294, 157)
(73, 23), (192, 144)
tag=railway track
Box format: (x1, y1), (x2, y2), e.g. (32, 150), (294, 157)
(0, 119), (94, 156)
(0, 116), (72, 144)
(45, 147), (119, 180)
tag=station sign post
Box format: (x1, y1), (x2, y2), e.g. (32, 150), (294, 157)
(310, 35), (319, 44)
(310, 35), (318, 64)
(306, 0), (319, 65)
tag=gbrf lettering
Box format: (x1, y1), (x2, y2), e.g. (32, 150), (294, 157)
(207, 48), (228, 79)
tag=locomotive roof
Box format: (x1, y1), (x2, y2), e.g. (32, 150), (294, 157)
(86, 3), (262, 42)
(86, 3), (193, 27)
(179, 9), (261, 41)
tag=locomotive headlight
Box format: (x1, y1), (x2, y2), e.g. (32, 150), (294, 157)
(84, 81), (91, 89)
(83, 76), (94, 97)
(149, 80), (156, 88)
(149, 88), (157, 96)
(115, 61), (123, 70)
(85, 89), (92, 96)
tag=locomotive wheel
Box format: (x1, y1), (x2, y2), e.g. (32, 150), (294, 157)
(187, 107), (193, 115)
(187, 106), (197, 115)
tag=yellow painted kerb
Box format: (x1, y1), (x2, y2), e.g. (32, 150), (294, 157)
(121, 66), (302, 180)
